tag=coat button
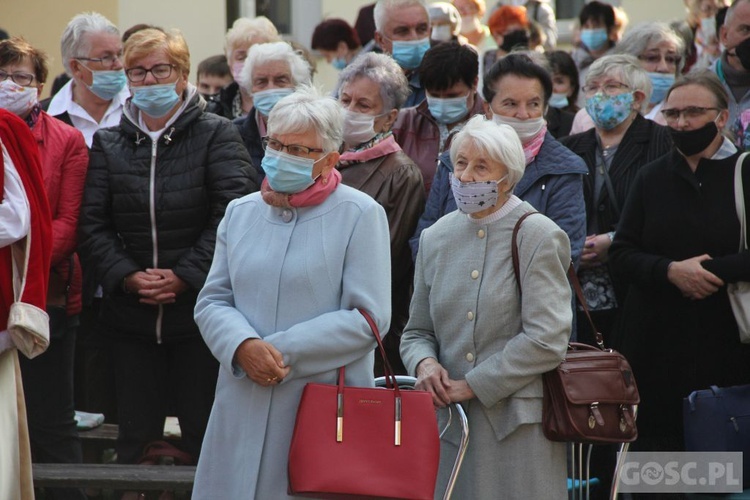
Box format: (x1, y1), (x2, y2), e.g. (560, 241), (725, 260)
(466, 352), (475, 362)
(281, 209), (293, 222)
(467, 311), (474, 321)
(471, 270), (479, 279)
(477, 229), (485, 239)
(598, 204), (606, 212)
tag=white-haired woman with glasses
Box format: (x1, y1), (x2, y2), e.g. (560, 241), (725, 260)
(561, 54), (672, 343)
(560, 52), (673, 500)
(610, 70), (750, 456)
(78, 28), (256, 472)
(570, 22), (686, 134)
(336, 52), (425, 376)
(401, 115), (571, 499)
(193, 85), (391, 498)
(234, 41), (313, 180)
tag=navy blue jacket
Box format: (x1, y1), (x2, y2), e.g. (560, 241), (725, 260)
(410, 132), (588, 266)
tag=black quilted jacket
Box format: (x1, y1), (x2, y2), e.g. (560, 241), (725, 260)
(78, 90), (258, 343)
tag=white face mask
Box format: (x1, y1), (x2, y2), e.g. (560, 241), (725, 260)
(431, 25), (453, 42)
(491, 113), (546, 143)
(0, 80), (38, 117)
(342, 109), (380, 147)
(700, 17), (716, 41)
(460, 15), (479, 34)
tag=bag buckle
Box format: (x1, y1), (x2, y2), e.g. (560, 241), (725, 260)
(588, 402), (604, 429)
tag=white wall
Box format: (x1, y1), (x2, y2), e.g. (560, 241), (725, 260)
(118, 2), (227, 86)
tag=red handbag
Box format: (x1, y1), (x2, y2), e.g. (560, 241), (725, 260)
(288, 309), (441, 500)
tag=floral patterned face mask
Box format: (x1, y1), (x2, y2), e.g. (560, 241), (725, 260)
(585, 92), (635, 131)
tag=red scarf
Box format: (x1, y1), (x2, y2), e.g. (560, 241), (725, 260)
(522, 125), (547, 165)
(0, 109), (52, 330)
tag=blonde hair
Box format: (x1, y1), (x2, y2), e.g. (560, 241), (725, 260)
(124, 28), (190, 75)
(224, 16), (281, 59)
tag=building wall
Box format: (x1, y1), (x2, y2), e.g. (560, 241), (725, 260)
(2, 0), (118, 99)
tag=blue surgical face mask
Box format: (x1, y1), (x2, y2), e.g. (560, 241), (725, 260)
(450, 173), (508, 215)
(87, 69), (127, 100)
(391, 37), (431, 70)
(585, 91), (635, 130)
(332, 57), (348, 70)
(262, 147), (324, 194)
(548, 92), (569, 109)
(253, 87), (294, 116)
(426, 93), (470, 125)
(647, 72), (675, 104)
(580, 28), (609, 52)
(131, 82), (180, 118)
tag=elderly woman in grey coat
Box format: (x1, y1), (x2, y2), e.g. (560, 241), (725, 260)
(192, 86), (391, 498)
(400, 115), (571, 499)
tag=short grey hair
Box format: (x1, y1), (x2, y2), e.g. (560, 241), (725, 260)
(224, 16), (280, 59)
(240, 41), (312, 92)
(337, 52), (410, 110)
(60, 12), (119, 74)
(614, 22), (686, 74)
(267, 85), (344, 153)
(450, 115), (526, 189)
(586, 54), (653, 112)
(374, 0), (428, 33)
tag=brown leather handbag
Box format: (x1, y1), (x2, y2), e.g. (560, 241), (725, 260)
(512, 212), (640, 444)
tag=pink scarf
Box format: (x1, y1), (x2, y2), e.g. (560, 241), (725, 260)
(261, 168), (342, 208)
(522, 125), (547, 165)
(339, 134), (402, 165)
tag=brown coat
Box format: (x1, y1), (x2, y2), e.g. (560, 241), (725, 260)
(338, 150), (425, 372)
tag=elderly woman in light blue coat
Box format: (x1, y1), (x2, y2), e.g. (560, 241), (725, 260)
(192, 85), (391, 499)
(401, 115), (571, 499)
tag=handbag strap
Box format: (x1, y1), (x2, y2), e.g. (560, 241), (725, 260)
(511, 212), (605, 349)
(597, 149), (621, 220)
(734, 152), (749, 252)
(11, 234), (32, 303)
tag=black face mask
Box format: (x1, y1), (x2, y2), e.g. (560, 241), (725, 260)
(200, 92), (220, 103)
(734, 36), (750, 71)
(500, 29), (530, 53)
(668, 120), (719, 157)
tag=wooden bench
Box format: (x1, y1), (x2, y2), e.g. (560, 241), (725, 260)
(33, 463), (195, 492)
(79, 422), (181, 463)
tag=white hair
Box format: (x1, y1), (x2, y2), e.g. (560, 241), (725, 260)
(374, 0), (428, 33)
(428, 2), (462, 34)
(450, 115), (526, 188)
(239, 41), (312, 92)
(586, 54), (653, 113)
(60, 12), (119, 74)
(267, 85), (344, 153)
(224, 16), (280, 59)
(614, 22), (686, 74)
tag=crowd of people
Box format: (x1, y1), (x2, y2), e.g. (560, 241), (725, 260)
(3, 0), (750, 498)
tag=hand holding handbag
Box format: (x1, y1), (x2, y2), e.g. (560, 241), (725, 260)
(728, 152), (750, 343)
(511, 212), (640, 444)
(287, 309), (441, 500)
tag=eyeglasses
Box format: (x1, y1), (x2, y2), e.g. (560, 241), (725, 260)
(638, 53), (682, 67)
(0, 70), (35, 87)
(582, 82), (631, 96)
(125, 64), (175, 82)
(262, 137), (325, 157)
(660, 106), (721, 123)
(75, 54), (122, 69)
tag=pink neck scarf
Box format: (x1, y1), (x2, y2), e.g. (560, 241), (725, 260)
(339, 134), (402, 166)
(261, 168), (342, 208)
(522, 125), (547, 165)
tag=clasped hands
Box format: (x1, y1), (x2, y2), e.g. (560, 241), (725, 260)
(415, 357), (474, 408)
(667, 254), (724, 300)
(124, 268), (188, 305)
(234, 338), (290, 387)
(579, 233), (612, 270)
